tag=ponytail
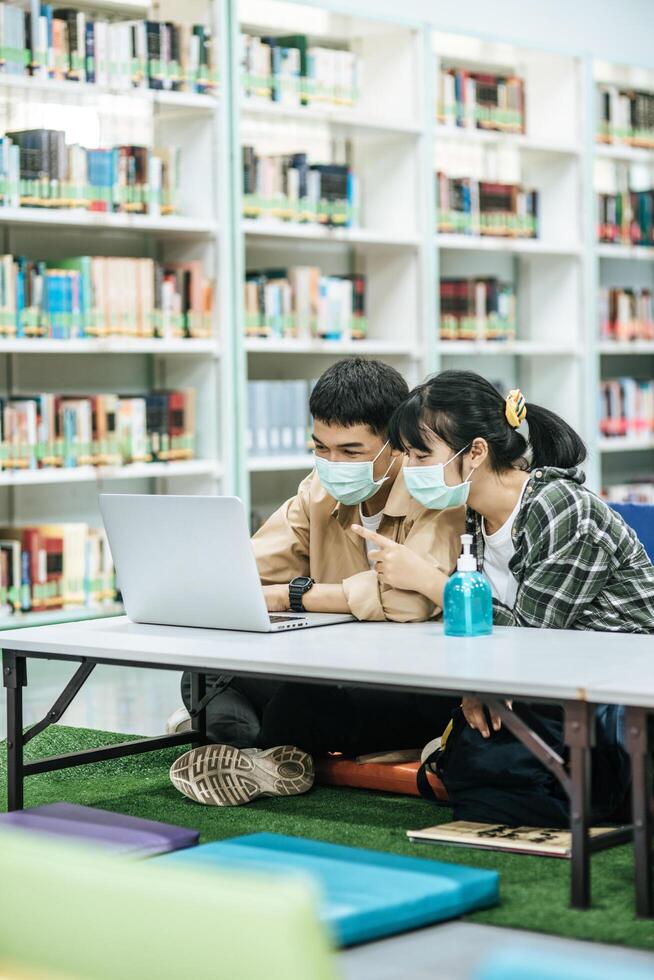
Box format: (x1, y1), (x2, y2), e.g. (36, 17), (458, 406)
(388, 370), (586, 472)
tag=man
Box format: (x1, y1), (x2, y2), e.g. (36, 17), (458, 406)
(169, 358), (463, 806)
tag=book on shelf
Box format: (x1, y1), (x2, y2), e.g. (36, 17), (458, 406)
(596, 160), (654, 246)
(242, 147), (359, 227)
(246, 379), (310, 458)
(407, 821), (617, 858)
(440, 277), (516, 342)
(240, 32), (360, 108)
(596, 84), (654, 147)
(244, 267), (366, 341)
(0, 5), (217, 93)
(0, 388), (196, 470)
(0, 130), (180, 215)
(0, 254), (213, 339)
(0, 522), (116, 614)
(599, 377), (654, 440)
(437, 173), (538, 237)
(437, 67), (525, 134)
(603, 479), (654, 504)
(599, 287), (654, 342)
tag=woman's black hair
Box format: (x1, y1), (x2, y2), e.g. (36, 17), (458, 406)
(388, 370), (586, 472)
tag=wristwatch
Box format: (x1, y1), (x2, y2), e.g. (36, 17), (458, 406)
(289, 576), (315, 613)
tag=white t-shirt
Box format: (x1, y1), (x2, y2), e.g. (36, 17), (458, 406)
(359, 506), (384, 568)
(482, 480), (529, 608)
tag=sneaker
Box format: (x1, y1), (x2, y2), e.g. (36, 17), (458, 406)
(170, 744), (314, 807)
(166, 706), (193, 735)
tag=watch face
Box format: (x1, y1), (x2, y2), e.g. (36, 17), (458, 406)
(291, 576), (313, 590)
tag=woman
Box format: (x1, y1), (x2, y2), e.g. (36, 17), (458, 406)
(352, 370), (654, 822)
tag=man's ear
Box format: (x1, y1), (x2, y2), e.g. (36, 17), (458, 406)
(389, 445), (403, 457)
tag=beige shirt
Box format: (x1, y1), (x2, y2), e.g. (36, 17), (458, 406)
(253, 467), (465, 623)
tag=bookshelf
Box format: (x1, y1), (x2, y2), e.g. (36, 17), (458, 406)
(5, 0), (654, 596)
(593, 59), (654, 498)
(233, 0), (429, 523)
(0, 0), (227, 628)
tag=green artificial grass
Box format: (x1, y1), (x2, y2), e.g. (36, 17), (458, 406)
(1, 725), (651, 951)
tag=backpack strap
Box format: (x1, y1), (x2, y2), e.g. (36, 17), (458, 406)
(416, 749), (445, 802)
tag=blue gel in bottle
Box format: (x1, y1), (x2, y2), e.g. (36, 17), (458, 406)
(443, 533), (493, 637)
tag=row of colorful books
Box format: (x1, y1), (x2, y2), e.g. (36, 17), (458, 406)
(437, 174), (539, 237)
(244, 268), (366, 341)
(440, 278), (516, 342)
(0, 523), (115, 615)
(596, 85), (654, 148)
(0, 130), (180, 214)
(603, 480), (654, 504)
(246, 380), (310, 458)
(598, 188), (654, 247)
(0, 5), (216, 92)
(599, 377), (654, 440)
(242, 148), (359, 227)
(436, 67), (525, 133)
(0, 389), (195, 470)
(0, 255), (213, 340)
(240, 33), (360, 108)
(599, 287), (654, 342)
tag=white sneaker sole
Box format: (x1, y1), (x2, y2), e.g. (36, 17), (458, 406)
(169, 744), (314, 807)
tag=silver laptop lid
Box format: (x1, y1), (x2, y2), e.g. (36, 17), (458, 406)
(99, 494), (272, 631)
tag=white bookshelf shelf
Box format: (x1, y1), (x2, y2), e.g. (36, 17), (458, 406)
(437, 235), (582, 257)
(0, 339), (220, 355)
(242, 100), (421, 137)
(68, 0), (148, 13)
(435, 127), (581, 156)
(438, 341), (580, 357)
(243, 220), (420, 249)
(598, 438), (654, 454)
(596, 244), (654, 261)
(0, 603), (124, 633)
(599, 342), (654, 355)
(0, 75), (217, 114)
(595, 142), (654, 163)
(244, 338), (419, 357)
(0, 208), (216, 237)
(248, 455), (314, 473)
(0, 460), (221, 487)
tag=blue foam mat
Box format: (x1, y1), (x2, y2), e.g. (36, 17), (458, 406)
(157, 832), (499, 946)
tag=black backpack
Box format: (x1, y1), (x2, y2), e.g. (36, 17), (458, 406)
(418, 702), (631, 828)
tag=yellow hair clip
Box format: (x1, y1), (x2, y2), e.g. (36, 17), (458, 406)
(505, 389), (527, 429)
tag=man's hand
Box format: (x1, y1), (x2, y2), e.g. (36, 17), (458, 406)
(263, 584), (290, 612)
(351, 525), (437, 593)
(461, 696), (513, 738)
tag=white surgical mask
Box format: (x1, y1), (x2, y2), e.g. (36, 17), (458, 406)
(403, 446), (472, 510)
(314, 442), (394, 505)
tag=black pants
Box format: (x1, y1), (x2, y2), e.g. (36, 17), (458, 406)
(181, 671), (457, 757)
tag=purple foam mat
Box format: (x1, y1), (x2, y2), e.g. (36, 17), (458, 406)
(0, 803), (199, 857)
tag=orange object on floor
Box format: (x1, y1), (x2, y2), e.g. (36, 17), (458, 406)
(315, 756), (448, 801)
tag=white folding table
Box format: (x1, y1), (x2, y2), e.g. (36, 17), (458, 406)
(2, 616), (652, 915)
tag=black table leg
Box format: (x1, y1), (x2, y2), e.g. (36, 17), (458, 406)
(565, 701), (595, 909)
(3, 650), (27, 811)
(625, 706), (652, 918)
(191, 672), (207, 745)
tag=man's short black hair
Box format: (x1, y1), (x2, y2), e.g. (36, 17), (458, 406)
(309, 357), (409, 434)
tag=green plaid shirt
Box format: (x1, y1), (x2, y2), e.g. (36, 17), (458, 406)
(467, 467), (654, 634)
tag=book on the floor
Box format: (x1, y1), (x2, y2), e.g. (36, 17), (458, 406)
(407, 821), (619, 859)
(0, 802), (199, 857)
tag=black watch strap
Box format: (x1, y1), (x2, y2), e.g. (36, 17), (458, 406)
(289, 577), (315, 613)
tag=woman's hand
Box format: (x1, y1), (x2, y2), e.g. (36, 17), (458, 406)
(461, 696), (513, 738)
(262, 584), (290, 612)
(351, 525), (437, 593)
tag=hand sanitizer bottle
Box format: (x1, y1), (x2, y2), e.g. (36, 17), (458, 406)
(443, 534), (493, 637)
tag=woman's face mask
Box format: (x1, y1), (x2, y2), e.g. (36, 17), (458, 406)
(403, 445), (472, 510)
(314, 442), (395, 505)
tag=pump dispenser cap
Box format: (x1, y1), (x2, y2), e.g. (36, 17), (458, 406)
(457, 533), (477, 572)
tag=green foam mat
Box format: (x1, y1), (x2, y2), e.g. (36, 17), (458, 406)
(0, 725), (650, 952)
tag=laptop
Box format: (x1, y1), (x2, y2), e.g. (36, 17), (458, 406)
(99, 494), (355, 633)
